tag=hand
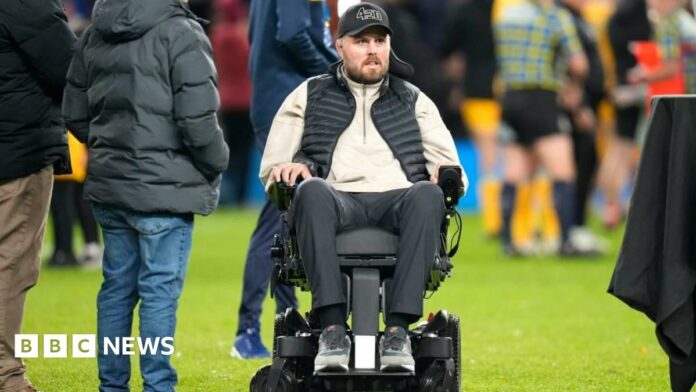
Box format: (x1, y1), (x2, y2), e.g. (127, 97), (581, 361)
(627, 66), (647, 85)
(271, 163), (312, 186)
(430, 161), (460, 184)
(558, 81), (583, 111)
(574, 107), (596, 132)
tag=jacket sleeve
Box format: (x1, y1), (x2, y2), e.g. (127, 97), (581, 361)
(416, 93), (469, 194)
(259, 82), (308, 189)
(275, 0), (334, 75)
(170, 23), (230, 181)
(3, 0), (75, 94)
(63, 36), (90, 144)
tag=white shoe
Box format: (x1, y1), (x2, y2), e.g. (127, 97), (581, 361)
(569, 227), (608, 255)
(78, 242), (103, 269)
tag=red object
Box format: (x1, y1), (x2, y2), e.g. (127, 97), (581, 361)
(631, 40), (685, 111)
(210, 0), (251, 110)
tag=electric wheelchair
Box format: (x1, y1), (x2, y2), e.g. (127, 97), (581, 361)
(250, 167), (465, 392)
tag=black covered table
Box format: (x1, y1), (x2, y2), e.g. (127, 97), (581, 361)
(609, 96), (696, 391)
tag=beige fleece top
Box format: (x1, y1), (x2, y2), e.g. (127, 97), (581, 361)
(260, 70), (468, 193)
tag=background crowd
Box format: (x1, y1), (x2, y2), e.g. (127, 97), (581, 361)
(57, 0), (696, 260)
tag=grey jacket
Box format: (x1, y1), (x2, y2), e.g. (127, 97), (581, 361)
(63, 0), (229, 215)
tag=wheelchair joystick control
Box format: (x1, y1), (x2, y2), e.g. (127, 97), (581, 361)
(437, 165), (464, 209)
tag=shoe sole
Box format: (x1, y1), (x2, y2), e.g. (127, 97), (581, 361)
(230, 347), (270, 360)
(230, 347), (244, 359)
(315, 355), (349, 372)
(380, 358), (415, 372)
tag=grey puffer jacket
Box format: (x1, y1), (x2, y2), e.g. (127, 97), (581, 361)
(63, 0), (229, 215)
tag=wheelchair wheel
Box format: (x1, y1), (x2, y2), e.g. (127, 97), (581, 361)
(250, 365), (297, 392)
(418, 359), (455, 392)
(443, 314), (461, 392)
(273, 312), (288, 358)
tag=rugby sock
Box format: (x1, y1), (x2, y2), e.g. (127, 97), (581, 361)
(552, 181), (576, 244)
(512, 182), (533, 246)
(481, 177), (502, 237)
(501, 183), (516, 247)
(534, 176), (559, 242)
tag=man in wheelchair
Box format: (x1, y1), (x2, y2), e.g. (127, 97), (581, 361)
(259, 2), (468, 376)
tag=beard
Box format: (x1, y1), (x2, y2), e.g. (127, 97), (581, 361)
(344, 57), (389, 84)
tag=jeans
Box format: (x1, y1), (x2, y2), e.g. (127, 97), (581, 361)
(91, 204), (194, 392)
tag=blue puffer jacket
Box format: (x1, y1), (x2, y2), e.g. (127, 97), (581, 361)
(248, 0), (338, 141)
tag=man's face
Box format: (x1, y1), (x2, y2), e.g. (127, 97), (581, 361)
(337, 27), (390, 84)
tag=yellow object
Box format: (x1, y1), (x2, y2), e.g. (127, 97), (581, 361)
(533, 175), (560, 242)
(492, 0), (525, 24)
(55, 133), (87, 183)
(512, 182), (533, 246)
(511, 175), (560, 247)
(460, 99), (502, 136)
(481, 179), (502, 236)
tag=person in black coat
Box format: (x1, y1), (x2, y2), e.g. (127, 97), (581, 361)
(63, 0), (229, 389)
(0, 0), (75, 390)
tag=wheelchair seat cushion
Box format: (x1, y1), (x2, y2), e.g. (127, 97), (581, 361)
(336, 227), (399, 256)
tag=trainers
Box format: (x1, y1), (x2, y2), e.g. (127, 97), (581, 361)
(559, 240), (601, 258)
(569, 227), (608, 255)
(314, 325), (350, 372)
(78, 242), (103, 269)
(230, 329), (270, 359)
(47, 250), (79, 268)
(379, 326), (415, 372)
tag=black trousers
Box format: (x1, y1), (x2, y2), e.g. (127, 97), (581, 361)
(289, 178), (445, 318)
(50, 181), (99, 255)
(571, 129), (598, 227)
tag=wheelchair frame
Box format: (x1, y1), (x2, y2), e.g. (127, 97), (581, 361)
(251, 168), (465, 392)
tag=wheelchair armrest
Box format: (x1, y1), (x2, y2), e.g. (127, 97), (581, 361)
(437, 165), (465, 209)
(268, 182), (297, 211)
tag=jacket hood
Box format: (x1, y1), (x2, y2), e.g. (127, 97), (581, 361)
(93, 0), (190, 42)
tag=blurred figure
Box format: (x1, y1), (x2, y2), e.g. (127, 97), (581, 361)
(630, 0), (696, 90)
(494, 0), (593, 256)
(560, 0), (609, 254)
(49, 0), (103, 269)
(211, 0), (254, 206)
(63, 0), (229, 389)
(48, 134), (102, 268)
(597, 0), (651, 229)
(232, 0), (338, 359)
(0, 1), (75, 391)
(443, 0), (502, 238)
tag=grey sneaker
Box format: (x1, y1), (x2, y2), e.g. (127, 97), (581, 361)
(379, 326), (415, 372)
(314, 325), (350, 372)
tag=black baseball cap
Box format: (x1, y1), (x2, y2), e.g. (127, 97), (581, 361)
(338, 2), (393, 38)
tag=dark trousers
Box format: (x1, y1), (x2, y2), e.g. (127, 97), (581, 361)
(571, 129), (598, 227)
(236, 201), (298, 334)
(219, 110), (253, 206)
(50, 181), (99, 256)
(289, 178), (445, 319)
(236, 127), (298, 335)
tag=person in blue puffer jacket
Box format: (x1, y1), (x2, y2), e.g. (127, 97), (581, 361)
(231, 0), (339, 359)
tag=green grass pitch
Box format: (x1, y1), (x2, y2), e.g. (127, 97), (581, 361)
(22, 208), (667, 391)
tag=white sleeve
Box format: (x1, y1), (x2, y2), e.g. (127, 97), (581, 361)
(259, 81), (309, 189)
(416, 92), (469, 193)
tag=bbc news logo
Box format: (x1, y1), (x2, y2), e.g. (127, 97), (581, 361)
(15, 335), (175, 358)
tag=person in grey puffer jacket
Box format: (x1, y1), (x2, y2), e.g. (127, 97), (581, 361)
(62, 0), (229, 390)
